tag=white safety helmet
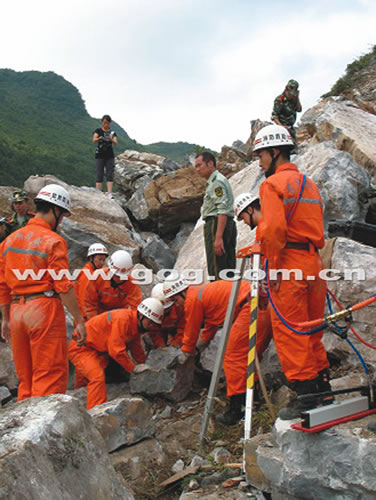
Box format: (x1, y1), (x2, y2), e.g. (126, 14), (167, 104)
(162, 278), (189, 300)
(234, 193), (259, 221)
(87, 243), (109, 258)
(107, 250), (133, 277)
(34, 184), (71, 214)
(137, 297), (164, 325)
(151, 283), (174, 309)
(253, 124), (294, 153)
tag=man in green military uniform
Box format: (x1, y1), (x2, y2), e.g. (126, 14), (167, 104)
(7, 190), (34, 235)
(271, 79), (302, 143)
(195, 152), (237, 280)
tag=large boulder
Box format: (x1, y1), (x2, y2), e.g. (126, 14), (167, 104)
(255, 417), (376, 499)
(22, 175), (142, 270)
(0, 343), (18, 392)
(114, 150), (180, 199)
(127, 167), (206, 235)
(299, 98), (376, 180)
(296, 143), (370, 226)
(325, 237), (376, 371)
(0, 395), (134, 499)
(89, 396), (155, 452)
(130, 346), (195, 402)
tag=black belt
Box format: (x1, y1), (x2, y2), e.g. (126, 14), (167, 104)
(285, 242), (318, 252)
(12, 291), (59, 304)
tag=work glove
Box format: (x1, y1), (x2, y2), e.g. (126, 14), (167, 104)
(196, 337), (209, 353)
(133, 363), (152, 374)
(177, 351), (193, 365)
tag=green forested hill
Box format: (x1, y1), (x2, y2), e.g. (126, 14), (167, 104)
(0, 69), (204, 187)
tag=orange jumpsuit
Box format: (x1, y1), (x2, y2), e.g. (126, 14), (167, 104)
(0, 217), (72, 400)
(258, 162), (329, 382)
(84, 266), (142, 319)
(181, 280), (272, 396)
(74, 261), (95, 318)
(148, 303), (185, 348)
(68, 308), (146, 409)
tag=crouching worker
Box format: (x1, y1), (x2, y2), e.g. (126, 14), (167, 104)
(163, 278), (272, 426)
(69, 297), (164, 409)
(146, 283), (185, 348)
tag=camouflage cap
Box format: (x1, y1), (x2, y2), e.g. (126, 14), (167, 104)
(11, 190), (28, 202)
(287, 79), (299, 89)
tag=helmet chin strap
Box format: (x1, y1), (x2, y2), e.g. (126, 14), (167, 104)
(89, 256), (99, 270)
(137, 313), (148, 333)
(265, 149), (280, 178)
(52, 206), (62, 232)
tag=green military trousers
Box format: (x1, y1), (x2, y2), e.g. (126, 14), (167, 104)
(203, 216), (237, 280)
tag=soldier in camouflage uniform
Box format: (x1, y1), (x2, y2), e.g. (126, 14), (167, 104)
(195, 152), (237, 280)
(7, 190), (34, 235)
(271, 79), (302, 143)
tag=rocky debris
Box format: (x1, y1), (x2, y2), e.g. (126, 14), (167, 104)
(325, 237), (376, 370)
(299, 97), (376, 179)
(216, 119), (270, 178)
(126, 166), (206, 235)
(0, 385), (12, 405)
(130, 346), (195, 402)
(201, 468), (241, 486)
(180, 490), (259, 500)
(159, 405), (172, 418)
(157, 414), (202, 457)
(89, 396), (154, 453)
(0, 186), (18, 216)
(114, 150), (181, 199)
(0, 343), (18, 392)
(271, 385), (295, 410)
(0, 395), (134, 499)
(111, 438), (167, 480)
(259, 341), (284, 389)
(296, 142), (370, 225)
(19, 174), (142, 270)
(256, 417), (376, 500)
(169, 222), (196, 256)
(24, 174), (132, 224)
(209, 447), (232, 464)
(172, 458), (185, 473)
(140, 231), (176, 272)
(188, 479), (200, 490)
(199, 329), (223, 374)
(67, 381), (131, 408)
(190, 455), (210, 467)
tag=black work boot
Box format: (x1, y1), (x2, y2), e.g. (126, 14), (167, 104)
(216, 393), (245, 426)
(279, 379), (318, 420)
(317, 368), (334, 405)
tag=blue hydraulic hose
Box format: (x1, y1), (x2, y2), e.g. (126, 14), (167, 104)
(264, 259), (326, 335)
(326, 291), (369, 374)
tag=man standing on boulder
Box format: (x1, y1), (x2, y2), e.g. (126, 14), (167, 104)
(195, 152), (236, 280)
(271, 79), (302, 143)
(0, 184), (86, 400)
(253, 124), (332, 419)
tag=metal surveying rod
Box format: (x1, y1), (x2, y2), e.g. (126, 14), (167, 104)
(199, 244), (262, 446)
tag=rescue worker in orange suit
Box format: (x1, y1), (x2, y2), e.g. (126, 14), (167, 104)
(0, 184), (86, 401)
(254, 124), (332, 420)
(84, 249), (142, 319)
(163, 278), (272, 425)
(75, 243), (109, 319)
(68, 298), (164, 409)
(146, 283), (185, 348)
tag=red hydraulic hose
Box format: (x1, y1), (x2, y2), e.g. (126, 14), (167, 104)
(327, 290), (376, 351)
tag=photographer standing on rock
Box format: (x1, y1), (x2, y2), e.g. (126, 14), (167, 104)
(93, 114), (118, 199)
(271, 79), (302, 143)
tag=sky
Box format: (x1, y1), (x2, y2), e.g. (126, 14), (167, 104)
(1, 0), (375, 151)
